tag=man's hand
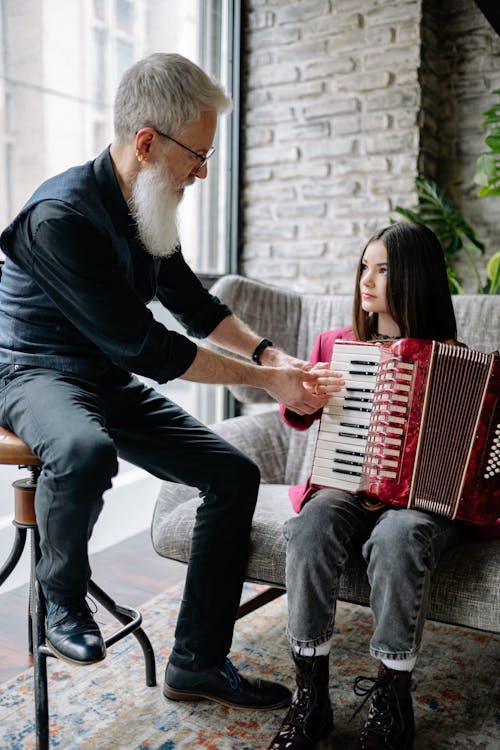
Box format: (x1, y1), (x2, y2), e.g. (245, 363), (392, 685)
(264, 365), (334, 416)
(180, 345), (340, 415)
(259, 345), (309, 371)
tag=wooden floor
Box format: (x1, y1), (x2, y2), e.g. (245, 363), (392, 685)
(0, 529), (186, 683)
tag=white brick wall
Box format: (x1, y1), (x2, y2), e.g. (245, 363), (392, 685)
(240, 0), (500, 294)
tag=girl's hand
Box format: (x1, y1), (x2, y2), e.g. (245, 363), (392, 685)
(302, 362), (345, 397)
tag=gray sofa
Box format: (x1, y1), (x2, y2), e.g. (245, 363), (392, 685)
(151, 274), (500, 634)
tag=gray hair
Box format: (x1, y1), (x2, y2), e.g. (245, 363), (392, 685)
(113, 52), (232, 142)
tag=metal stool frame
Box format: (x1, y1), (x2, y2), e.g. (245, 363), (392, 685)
(0, 458), (157, 750)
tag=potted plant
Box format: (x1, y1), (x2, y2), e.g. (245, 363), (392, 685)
(473, 87), (500, 293)
(393, 89), (500, 295)
(392, 177), (498, 293)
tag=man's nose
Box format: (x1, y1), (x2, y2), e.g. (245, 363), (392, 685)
(194, 163), (209, 180)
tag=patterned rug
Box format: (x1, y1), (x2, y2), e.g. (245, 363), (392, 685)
(0, 581), (499, 750)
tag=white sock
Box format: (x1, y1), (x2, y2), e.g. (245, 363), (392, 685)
(294, 639), (332, 657)
(381, 656), (417, 672)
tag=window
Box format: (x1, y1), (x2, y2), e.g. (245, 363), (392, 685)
(115, 0), (133, 33)
(0, 0), (240, 579)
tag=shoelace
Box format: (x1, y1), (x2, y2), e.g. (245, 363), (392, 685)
(289, 683), (313, 726)
(275, 666), (316, 737)
(86, 595), (98, 615)
(46, 595), (99, 626)
(224, 658), (241, 690)
(351, 673), (404, 735)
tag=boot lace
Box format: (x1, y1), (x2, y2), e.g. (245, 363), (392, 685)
(223, 658), (242, 690)
(351, 671), (405, 737)
(272, 668), (315, 743)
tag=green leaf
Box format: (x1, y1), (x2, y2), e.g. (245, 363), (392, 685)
(478, 184), (500, 197)
(486, 251), (500, 282)
(391, 175), (489, 293)
(474, 153), (497, 180)
(447, 267), (464, 294)
(485, 134), (500, 152)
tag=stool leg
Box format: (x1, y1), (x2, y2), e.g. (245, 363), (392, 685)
(88, 580), (156, 687)
(30, 528), (49, 750)
(0, 525), (27, 585)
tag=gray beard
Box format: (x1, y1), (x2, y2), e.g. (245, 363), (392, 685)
(130, 163), (181, 258)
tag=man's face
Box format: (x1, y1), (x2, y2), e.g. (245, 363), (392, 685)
(130, 110), (217, 258)
(159, 109), (217, 193)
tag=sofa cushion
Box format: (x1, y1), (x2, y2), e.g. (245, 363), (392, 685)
(153, 476), (500, 632)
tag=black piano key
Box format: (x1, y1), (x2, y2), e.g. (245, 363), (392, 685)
(339, 430), (367, 440)
(342, 405), (372, 413)
(334, 458), (364, 468)
(332, 467), (362, 477)
(336, 448), (365, 457)
(339, 422), (368, 430)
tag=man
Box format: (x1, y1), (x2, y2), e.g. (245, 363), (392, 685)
(0, 53), (327, 710)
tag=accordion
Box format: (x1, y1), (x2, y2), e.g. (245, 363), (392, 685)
(310, 338), (500, 525)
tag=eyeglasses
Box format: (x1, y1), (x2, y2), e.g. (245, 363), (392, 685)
(155, 129), (215, 173)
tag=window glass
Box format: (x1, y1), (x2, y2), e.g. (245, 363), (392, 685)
(115, 0), (133, 33)
(94, 0), (106, 21)
(93, 27), (108, 107)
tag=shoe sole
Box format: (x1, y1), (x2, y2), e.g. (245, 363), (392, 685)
(163, 684), (291, 711)
(45, 640), (106, 666)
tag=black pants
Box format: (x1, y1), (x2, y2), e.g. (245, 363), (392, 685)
(0, 365), (260, 668)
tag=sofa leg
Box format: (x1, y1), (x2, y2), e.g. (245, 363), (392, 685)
(237, 587), (284, 619)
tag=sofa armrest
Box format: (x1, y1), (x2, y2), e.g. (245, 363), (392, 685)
(151, 410), (291, 561)
(208, 410), (290, 484)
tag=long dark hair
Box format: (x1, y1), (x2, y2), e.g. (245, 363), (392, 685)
(352, 222), (457, 342)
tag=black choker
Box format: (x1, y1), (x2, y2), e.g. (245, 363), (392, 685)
(374, 332), (397, 340)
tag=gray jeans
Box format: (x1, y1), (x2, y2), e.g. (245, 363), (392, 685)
(284, 488), (464, 662)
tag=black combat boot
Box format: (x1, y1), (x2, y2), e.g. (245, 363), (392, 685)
(267, 651), (334, 750)
(353, 662), (415, 750)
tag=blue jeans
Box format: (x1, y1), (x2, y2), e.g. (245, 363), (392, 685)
(284, 488), (464, 662)
(0, 364), (260, 669)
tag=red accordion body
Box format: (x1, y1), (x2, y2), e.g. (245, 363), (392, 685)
(310, 338), (500, 525)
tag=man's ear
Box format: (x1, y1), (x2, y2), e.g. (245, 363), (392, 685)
(134, 127), (156, 162)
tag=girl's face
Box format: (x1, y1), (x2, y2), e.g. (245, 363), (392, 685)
(359, 239), (389, 315)
(359, 239), (400, 336)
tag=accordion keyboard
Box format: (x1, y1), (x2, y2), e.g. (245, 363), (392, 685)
(311, 342), (381, 491)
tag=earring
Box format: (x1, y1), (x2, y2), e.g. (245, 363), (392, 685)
(135, 149), (143, 162)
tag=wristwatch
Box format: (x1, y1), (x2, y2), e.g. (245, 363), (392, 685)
(252, 338), (273, 365)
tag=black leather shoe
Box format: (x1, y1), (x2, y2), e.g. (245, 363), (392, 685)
(45, 599), (106, 665)
(164, 658), (292, 710)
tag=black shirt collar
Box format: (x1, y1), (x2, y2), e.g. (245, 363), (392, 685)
(92, 146), (134, 240)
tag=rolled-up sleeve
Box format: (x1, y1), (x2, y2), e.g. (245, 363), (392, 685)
(156, 251), (232, 338)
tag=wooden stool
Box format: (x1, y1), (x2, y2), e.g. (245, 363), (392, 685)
(0, 425), (156, 749)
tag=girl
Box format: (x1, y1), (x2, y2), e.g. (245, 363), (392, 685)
(268, 222), (465, 750)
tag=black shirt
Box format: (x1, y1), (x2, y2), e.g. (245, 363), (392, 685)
(0, 148), (231, 382)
